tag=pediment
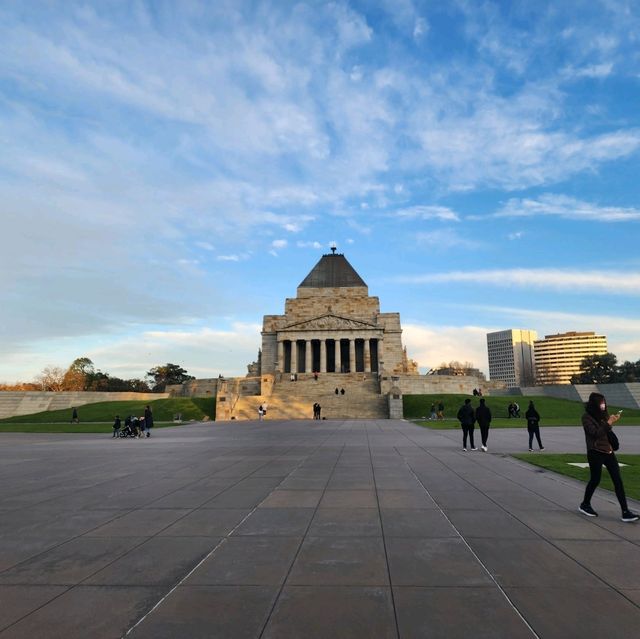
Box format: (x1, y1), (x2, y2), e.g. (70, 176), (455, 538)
(282, 314), (376, 332)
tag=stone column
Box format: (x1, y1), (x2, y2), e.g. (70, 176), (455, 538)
(320, 340), (327, 373)
(277, 340), (284, 373)
(335, 339), (342, 373)
(291, 340), (298, 374)
(349, 339), (356, 373)
(364, 339), (371, 373)
(305, 340), (312, 374)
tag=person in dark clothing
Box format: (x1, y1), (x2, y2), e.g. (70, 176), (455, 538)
(579, 392), (638, 522)
(316, 403), (321, 420)
(525, 401), (544, 451)
(71, 407), (79, 424)
(457, 398), (476, 451)
(335, 387), (339, 395)
(112, 415), (121, 438)
(340, 388), (345, 395)
(475, 398), (492, 452)
(437, 401), (445, 420)
(144, 405), (154, 437)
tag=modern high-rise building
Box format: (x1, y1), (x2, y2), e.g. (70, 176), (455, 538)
(534, 331), (608, 385)
(487, 329), (537, 388)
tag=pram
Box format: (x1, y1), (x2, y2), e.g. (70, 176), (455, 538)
(119, 416), (139, 438)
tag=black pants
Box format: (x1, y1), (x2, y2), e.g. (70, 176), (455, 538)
(583, 449), (628, 511)
(528, 426), (542, 449)
(462, 425), (475, 448)
(479, 424), (490, 446)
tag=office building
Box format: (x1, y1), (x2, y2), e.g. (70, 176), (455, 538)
(487, 329), (537, 388)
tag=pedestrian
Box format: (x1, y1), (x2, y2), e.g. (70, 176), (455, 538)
(290, 373), (295, 382)
(514, 402), (521, 418)
(457, 398), (476, 451)
(312, 403), (317, 419)
(340, 388), (345, 395)
(437, 400), (444, 420)
(314, 372), (318, 381)
(316, 403), (321, 420)
(144, 405), (154, 438)
(507, 403), (514, 418)
(525, 401), (544, 451)
(138, 415), (146, 438)
(112, 415), (121, 438)
(258, 405), (264, 421)
(335, 387), (339, 395)
(579, 392), (638, 522)
(430, 403), (437, 420)
(71, 407), (79, 424)
(475, 398), (492, 452)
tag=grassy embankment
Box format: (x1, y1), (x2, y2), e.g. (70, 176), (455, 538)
(514, 453), (640, 502)
(404, 394), (640, 429)
(0, 397), (216, 433)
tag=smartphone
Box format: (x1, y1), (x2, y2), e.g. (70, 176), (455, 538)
(617, 410), (623, 415)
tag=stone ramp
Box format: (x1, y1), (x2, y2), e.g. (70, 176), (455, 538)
(0, 423), (639, 638)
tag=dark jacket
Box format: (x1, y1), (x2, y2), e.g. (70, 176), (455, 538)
(525, 405), (540, 431)
(475, 403), (491, 426)
(457, 402), (475, 427)
(582, 412), (612, 454)
(144, 407), (154, 428)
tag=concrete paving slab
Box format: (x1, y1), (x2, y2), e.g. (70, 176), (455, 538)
(393, 586), (533, 639)
(287, 537), (389, 586)
(262, 586), (397, 639)
(1, 421), (640, 637)
(185, 536), (300, 586)
(127, 585), (277, 639)
(307, 508), (382, 537)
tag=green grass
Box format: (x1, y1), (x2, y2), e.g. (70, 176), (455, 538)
(0, 422), (183, 434)
(405, 393), (640, 428)
(0, 397), (216, 426)
(514, 453), (640, 502)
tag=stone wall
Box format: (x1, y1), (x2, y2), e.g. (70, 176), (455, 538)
(166, 378), (220, 397)
(492, 382), (640, 409)
(0, 391), (169, 420)
(380, 375), (506, 396)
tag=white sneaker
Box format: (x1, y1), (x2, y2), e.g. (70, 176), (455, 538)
(471, 447), (477, 451)
(462, 447), (467, 451)
(481, 445), (487, 452)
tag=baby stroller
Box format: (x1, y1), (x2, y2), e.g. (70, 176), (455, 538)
(119, 416), (139, 438)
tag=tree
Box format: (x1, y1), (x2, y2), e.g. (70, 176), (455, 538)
(62, 357), (95, 391)
(35, 366), (66, 391)
(571, 353), (619, 384)
(616, 359), (640, 383)
(146, 363), (194, 392)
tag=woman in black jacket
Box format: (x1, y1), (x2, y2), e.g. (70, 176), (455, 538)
(579, 392), (638, 522)
(475, 398), (492, 452)
(525, 401), (544, 451)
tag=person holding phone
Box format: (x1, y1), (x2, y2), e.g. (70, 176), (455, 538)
(579, 392), (638, 522)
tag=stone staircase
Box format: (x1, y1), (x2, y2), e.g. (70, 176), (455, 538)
(223, 373), (389, 420)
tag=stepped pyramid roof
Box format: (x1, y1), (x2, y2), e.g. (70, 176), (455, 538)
(298, 251), (367, 288)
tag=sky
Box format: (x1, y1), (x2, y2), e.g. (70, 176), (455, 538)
(1, 0), (639, 383)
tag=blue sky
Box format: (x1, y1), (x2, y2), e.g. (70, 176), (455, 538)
(1, 0), (639, 382)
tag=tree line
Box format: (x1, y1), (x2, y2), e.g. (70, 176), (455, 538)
(571, 353), (640, 384)
(0, 358), (195, 393)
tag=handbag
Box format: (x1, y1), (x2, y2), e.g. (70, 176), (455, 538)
(607, 429), (620, 451)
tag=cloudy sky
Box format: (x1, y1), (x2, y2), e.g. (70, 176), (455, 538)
(1, 0), (639, 383)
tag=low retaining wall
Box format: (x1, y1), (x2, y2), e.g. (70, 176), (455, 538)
(491, 383), (640, 409)
(0, 391), (169, 419)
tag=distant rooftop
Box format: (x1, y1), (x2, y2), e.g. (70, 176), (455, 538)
(298, 250), (367, 288)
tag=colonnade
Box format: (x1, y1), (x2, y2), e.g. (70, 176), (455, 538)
(277, 337), (382, 374)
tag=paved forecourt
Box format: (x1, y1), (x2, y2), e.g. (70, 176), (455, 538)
(1, 421), (640, 638)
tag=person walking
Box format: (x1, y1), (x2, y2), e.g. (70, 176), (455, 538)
(112, 415), (121, 438)
(258, 405), (264, 421)
(457, 398), (476, 451)
(316, 403), (321, 420)
(525, 401), (544, 451)
(475, 398), (492, 452)
(579, 392), (638, 522)
(144, 405), (154, 438)
(437, 400), (445, 420)
(71, 407), (79, 424)
(429, 403), (437, 420)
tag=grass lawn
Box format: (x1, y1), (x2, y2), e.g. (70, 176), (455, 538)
(513, 453), (640, 502)
(406, 393), (640, 429)
(0, 422), (184, 434)
(0, 397), (216, 427)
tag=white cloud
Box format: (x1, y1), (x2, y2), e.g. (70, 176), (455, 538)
(491, 194), (640, 222)
(563, 62), (614, 79)
(297, 241), (323, 249)
(392, 205), (461, 221)
(217, 255), (240, 262)
(403, 324), (490, 374)
(415, 229), (480, 250)
(271, 239), (288, 249)
(413, 17), (429, 40)
(507, 231), (524, 240)
(394, 269), (640, 295)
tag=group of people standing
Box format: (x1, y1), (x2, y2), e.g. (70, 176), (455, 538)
(112, 405), (154, 438)
(312, 403), (322, 419)
(456, 398), (544, 452)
